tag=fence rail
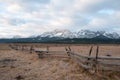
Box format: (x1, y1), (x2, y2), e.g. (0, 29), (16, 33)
(9, 44), (120, 72)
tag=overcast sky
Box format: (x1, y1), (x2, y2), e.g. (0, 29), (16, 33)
(0, 0), (120, 38)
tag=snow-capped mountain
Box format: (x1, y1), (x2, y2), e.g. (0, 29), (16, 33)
(39, 29), (120, 39)
(0, 29), (120, 43)
(77, 30), (99, 38)
(104, 32), (120, 39)
(40, 29), (76, 38)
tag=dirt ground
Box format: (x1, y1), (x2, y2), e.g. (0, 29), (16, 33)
(0, 44), (120, 80)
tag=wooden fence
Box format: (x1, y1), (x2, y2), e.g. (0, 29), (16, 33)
(9, 44), (120, 72)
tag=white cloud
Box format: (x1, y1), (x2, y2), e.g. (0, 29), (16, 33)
(6, 4), (22, 13)
(0, 0), (120, 38)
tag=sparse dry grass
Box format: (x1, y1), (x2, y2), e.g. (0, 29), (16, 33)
(0, 44), (120, 80)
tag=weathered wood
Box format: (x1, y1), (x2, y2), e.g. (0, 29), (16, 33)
(30, 46), (34, 53)
(46, 46), (49, 53)
(37, 53), (45, 58)
(65, 47), (71, 57)
(68, 48), (120, 72)
(45, 53), (67, 55)
(68, 46), (71, 51)
(98, 61), (120, 66)
(35, 50), (69, 58)
(88, 46), (93, 57)
(73, 52), (120, 60)
(35, 50), (66, 54)
(10, 44), (120, 72)
(70, 54), (92, 69)
(95, 46), (99, 61)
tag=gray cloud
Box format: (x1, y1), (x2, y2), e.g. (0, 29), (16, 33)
(0, 0), (120, 38)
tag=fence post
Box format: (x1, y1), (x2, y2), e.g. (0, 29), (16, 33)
(68, 46), (71, 51)
(46, 46), (49, 53)
(96, 45), (99, 62)
(86, 46), (93, 66)
(38, 52), (44, 59)
(30, 46), (34, 53)
(94, 45), (99, 73)
(88, 46), (93, 60)
(22, 45), (24, 51)
(65, 47), (70, 57)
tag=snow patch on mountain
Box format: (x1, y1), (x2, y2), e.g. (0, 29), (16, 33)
(38, 29), (120, 39)
(104, 32), (120, 39)
(41, 29), (76, 38)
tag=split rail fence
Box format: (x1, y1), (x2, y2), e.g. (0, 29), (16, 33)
(9, 44), (120, 72)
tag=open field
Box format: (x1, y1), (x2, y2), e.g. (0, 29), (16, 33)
(0, 43), (120, 80)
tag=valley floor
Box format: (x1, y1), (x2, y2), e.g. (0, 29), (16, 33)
(0, 44), (120, 80)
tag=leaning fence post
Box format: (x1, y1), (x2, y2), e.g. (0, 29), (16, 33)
(65, 47), (70, 57)
(38, 52), (44, 58)
(46, 46), (49, 53)
(86, 46), (93, 66)
(95, 45), (99, 72)
(30, 46), (34, 53)
(68, 46), (71, 51)
(88, 46), (93, 60)
(22, 45), (24, 51)
(96, 45), (99, 61)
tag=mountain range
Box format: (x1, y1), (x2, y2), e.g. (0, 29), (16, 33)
(38, 29), (120, 39)
(0, 29), (120, 43)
